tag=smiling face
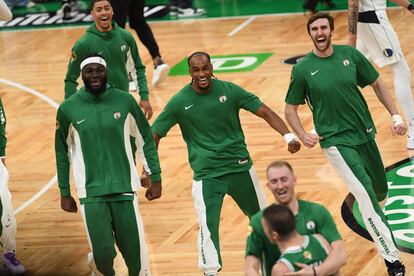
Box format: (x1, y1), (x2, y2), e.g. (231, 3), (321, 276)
(266, 165), (296, 205)
(188, 54), (213, 94)
(309, 18), (333, 56)
(82, 63), (107, 95)
(91, 0), (113, 32)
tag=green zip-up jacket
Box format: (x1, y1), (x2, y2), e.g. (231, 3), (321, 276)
(55, 86), (160, 199)
(0, 98), (7, 157)
(64, 22), (149, 100)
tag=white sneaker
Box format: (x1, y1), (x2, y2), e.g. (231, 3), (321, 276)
(407, 135), (414, 150)
(3, 253), (25, 275)
(177, 7), (206, 18)
(152, 63), (170, 86)
(169, 5), (178, 16)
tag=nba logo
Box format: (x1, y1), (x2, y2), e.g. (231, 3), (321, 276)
(219, 96), (227, 103)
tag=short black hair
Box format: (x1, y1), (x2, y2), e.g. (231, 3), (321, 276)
(263, 204), (296, 238)
(187, 51), (211, 67)
(306, 12), (334, 34)
(91, 0), (112, 10)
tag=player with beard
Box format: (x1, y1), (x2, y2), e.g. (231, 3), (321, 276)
(151, 52), (301, 276)
(64, 0), (153, 119)
(245, 161), (345, 276)
(284, 13), (407, 276)
(56, 54), (162, 275)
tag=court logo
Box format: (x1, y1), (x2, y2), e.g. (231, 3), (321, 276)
(341, 157), (414, 254)
(169, 53), (273, 76)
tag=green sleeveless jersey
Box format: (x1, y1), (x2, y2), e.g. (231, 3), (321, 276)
(278, 234), (329, 272)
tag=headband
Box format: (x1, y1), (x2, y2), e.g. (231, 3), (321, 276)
(80, 57), (107, 70)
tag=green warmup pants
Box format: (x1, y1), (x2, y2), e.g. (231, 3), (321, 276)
(80, 194), (150, 276)
(323, 140), (400, 263)
(192, 166), (267, 274)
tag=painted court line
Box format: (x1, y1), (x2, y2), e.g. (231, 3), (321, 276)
(228, 15), (256, 37)
(0, 78), (58, 215)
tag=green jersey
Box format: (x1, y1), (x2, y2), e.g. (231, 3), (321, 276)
(245, 200), (341, 276)
(0, 98), (6, 157)
(278, 234), (329, 272)
(152, 79), (262, 180)
(285, 45), (379, 148)
(64, 22), (148, 100)
(55, 87), (161, 200)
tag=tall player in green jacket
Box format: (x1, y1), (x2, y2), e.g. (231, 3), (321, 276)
(56, 55), (161, 276)
(64, 0), (153, 119)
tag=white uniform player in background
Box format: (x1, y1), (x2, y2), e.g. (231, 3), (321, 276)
(348, 0), (414, 150)
(0, 2), (26, 274)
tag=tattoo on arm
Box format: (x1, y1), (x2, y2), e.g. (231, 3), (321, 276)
(348, 0), (359, 34)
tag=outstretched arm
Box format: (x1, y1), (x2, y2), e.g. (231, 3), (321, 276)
(255, 104), (301, 153)
(390, 0), (414, 14)
(348, 0), (359, 46)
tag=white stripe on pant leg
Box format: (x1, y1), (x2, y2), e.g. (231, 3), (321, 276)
(80, 204), (103, 276)
(324, 147), (400, 262)
(192, 180), (221, 274)
(0, 162), (16, 253)
(132, 193), (151, 276)
(248, 166), (267, 209)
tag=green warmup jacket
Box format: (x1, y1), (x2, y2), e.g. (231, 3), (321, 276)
(64, 22), (148, 100)
(55, 87), (161, 199)
(0, 98), (6, 157)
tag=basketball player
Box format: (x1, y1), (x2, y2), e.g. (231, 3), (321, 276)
(262, 204), (333, 275)
(348, 0), (414, 149)
(56, 55), (162, 275)
(64, 0), (153, 119)
(285, 12), (407, 276)
(151, 51), (301, 276)
(245, 161), (345, 276)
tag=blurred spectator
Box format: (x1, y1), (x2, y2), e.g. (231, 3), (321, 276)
(303, 0), (335, 14)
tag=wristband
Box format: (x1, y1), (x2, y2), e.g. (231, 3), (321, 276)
(408, 4), (414, 11)
(283, 133), (297, 144)
(392, 114), (403, 126)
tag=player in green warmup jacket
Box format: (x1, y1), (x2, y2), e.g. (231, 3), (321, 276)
(262, 204), (333, 275)
(56, 55), (161, 276)
(151, 52), (301, 276)
(64, 0), (153, 119)
(245, 160), (345, 276)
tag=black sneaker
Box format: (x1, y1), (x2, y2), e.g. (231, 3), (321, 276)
(386, 260), (405, 276)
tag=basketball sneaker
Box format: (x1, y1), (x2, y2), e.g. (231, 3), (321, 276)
(177, 7), (206, 18)
(152, 63), (170, 87)
(386, 260), (405, 276)
(3, 253), (25, 275)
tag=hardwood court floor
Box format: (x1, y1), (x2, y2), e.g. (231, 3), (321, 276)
(0, 8), (413, 276)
